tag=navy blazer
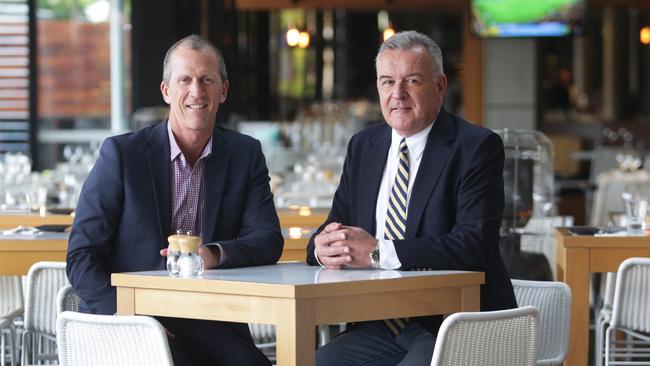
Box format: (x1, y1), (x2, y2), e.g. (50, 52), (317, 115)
(307, 108), (516, 319)
(67, 121), (284, 315)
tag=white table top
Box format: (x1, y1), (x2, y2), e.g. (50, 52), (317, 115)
(123, 262), (476, 286)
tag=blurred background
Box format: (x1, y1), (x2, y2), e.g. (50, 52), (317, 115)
(1, 0), (650, 226)
(3, 3), (650, 363)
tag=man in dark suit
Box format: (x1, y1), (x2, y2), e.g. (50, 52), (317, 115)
(307, 31), (516, 365)
(67, 35), (282, 366)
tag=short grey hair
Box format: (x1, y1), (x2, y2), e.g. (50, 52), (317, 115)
(162, 35), (228, 84)
(376, 30), (444, 76)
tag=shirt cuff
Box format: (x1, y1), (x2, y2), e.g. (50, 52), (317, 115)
(314, 248), (325, 267)
(205, 243), (225, 267)
(377, 238), (402, 270)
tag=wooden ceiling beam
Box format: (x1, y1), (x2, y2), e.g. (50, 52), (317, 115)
(590, 0), (650, 9)
(236, 0), (650, 11)
(235, 0), (463, 11)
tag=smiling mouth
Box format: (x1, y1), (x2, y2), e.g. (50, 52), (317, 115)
(187, 104), (207, 110)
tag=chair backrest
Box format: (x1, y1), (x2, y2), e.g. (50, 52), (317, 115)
(590, 170), (650, 226)
(512, 279), (572, 365)
(56, 311), (173, 366)
(610, 257), (650, 332)
(602, 272), (617, 311)
(24, 261), (68, 335)
(56, 285), (80, 314)
(0, 275), (24, 320)
(248, 323), (275, 346)
(430, 306), (539, 366)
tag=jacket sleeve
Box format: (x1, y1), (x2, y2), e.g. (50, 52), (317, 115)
(66, 138), (124, 315)
(394, 132), (505, 271)
(213, 140), (284, 268)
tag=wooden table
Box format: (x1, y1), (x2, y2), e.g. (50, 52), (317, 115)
(277, 208), (328, 262)
(0, 232), (68, 275)
(280, 228), (314, 262)
(555, 227), (650, 366)
(0, 206), (336, 268)
(1, 208), (327, 232)
(0, 213), (74, 230)
(0, 209), (324, 263)
(277, 207), (328, 227)
(113, 262), (484, 366)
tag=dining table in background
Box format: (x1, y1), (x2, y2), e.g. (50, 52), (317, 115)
(0, 231), (68, 275)
(0, 212), (74, 230)
(555, 227), (650, 366)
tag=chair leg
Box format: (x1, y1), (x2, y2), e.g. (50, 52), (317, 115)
(1, 331), (5, 366)
(604, 327), (616, 366)
(20, 331), (30, 366)
(8, 327), (15, 366)
(595, 317), (606, 366)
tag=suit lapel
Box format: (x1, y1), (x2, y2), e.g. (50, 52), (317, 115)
(202, 129), (229, 242)
(358, 126), (390, 233)
(146, 122), (171, 247)
(406, 109), (456, 238)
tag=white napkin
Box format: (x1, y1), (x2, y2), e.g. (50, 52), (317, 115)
(1, 226), (42, 235)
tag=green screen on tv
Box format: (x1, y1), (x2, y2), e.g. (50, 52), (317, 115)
(471, 0), (585, 37)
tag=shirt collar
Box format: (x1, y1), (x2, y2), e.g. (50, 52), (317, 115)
(167, 121), (213, 164)
(391, 120), (434, 160)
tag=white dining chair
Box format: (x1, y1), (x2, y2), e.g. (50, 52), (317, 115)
(0, 276), (23, 366)
(605, 257), (650, 366)
(56, 285), (80, 314)
(56, 311), (173, 366)
(21, 261), (68, 366)
(512, 279), (572, 365)
(430, 306), (539, 366)
(595, 272), (616, 366)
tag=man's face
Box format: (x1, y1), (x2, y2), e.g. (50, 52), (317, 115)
(160, 47), (229, 134)
(376, 47), (446, 137)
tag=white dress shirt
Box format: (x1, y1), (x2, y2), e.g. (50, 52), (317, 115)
(314, 122), (434, 268)
(375, 122), (433, 269)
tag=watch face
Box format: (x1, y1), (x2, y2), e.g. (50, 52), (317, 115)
(371, 248), (380, 265)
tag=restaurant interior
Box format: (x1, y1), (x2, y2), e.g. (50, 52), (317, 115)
(1, 0), (650, 365)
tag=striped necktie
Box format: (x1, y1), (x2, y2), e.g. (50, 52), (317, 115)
(385, 138), (409, 241)
(383, 138), (410, 335)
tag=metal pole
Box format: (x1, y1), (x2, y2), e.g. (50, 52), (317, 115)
(110, 0), (127, 133)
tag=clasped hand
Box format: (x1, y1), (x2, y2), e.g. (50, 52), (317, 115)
(314, 222), (378, 269)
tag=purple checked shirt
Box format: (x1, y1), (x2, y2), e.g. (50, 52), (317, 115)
(168, 122), (211, 239)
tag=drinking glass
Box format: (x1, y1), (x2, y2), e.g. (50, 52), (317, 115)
(622, 192), (648, 236)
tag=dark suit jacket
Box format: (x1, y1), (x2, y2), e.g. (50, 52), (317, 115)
(307, 108), (516, 327)
(67, 121), (284, 315)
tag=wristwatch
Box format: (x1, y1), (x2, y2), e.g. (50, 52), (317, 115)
(369, 245), (380, 269)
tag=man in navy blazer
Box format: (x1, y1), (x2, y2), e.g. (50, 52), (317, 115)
(307, 31), (516, 365)
(67, 35), (282, 365)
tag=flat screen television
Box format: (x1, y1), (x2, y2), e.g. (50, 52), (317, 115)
(471, 0), (585, 38)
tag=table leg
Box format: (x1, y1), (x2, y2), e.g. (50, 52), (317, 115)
(565, 248), (589, 366)
(275, 298), (315, 366)
(557, 265), (565, 282)
(461, 284), (481, 311)
(116, 287), (135, 315)
(555, 231), (566, 282)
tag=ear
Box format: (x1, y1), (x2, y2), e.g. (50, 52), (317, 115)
(160, 81), (171, 104)
(219, 80), (230, 104)
(437, 73), (448, 99)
